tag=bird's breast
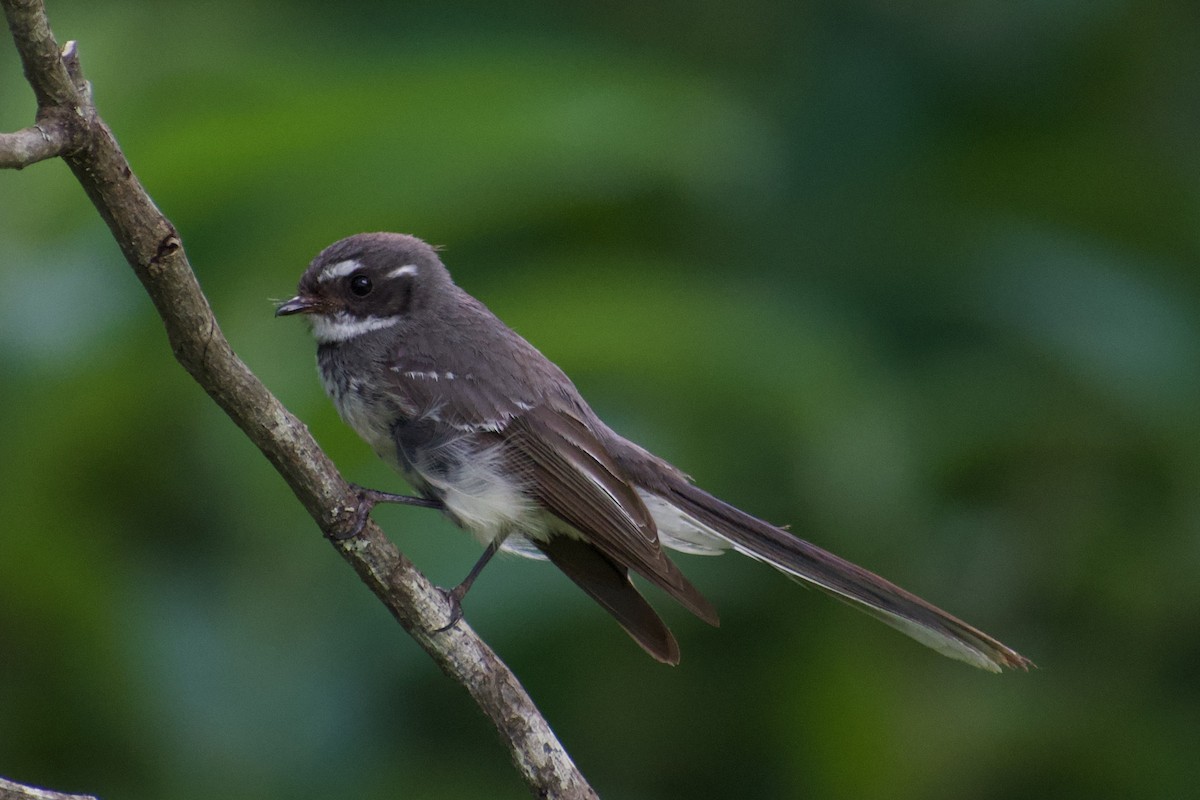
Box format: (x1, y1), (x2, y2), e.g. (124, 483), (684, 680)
(316, 345), (545, 544)
(317, 348), (405, 469)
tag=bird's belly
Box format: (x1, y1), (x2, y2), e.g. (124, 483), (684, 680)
(320, 369), (543, 544)
(405, 437), (547, 546)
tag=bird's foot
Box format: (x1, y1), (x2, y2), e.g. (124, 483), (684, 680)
(332, 484), (441, 541)
(433, 583), (468, 633)
(431, 538), (505, 632)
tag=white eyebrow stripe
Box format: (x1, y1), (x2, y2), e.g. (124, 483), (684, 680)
(317, 259), (365, 283)
(388, 264), (419, 279)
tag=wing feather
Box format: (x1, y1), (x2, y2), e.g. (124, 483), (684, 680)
(505, 405), (718, 626)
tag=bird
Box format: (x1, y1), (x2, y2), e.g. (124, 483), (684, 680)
(276, 232), (1030, 671)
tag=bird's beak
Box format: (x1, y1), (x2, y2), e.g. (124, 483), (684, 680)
(275, 294), (320, 317)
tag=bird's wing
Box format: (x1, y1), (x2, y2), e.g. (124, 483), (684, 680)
(386, 347), (717, 627)
(503, 402), (718, 626)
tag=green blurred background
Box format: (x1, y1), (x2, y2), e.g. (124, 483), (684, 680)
(3, 1), (1198, 797)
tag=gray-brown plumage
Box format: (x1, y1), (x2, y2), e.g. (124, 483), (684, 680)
(278, 232), (1030, 671)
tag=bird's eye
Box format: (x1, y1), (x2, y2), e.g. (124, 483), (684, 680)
(349, 274), (373, 297)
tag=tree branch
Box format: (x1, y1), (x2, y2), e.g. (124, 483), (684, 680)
(0, 121), (71, 167)
(0, 2), (598, 798)
(0, 776), (96, 800)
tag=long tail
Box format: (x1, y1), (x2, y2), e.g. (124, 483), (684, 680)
(659, 481), (1031, 672)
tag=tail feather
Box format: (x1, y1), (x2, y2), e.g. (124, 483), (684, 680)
(662, 482), (1031, 672)
(538, 536), (682, 665)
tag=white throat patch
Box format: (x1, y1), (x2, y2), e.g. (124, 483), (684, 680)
(310, 311), (402, 343)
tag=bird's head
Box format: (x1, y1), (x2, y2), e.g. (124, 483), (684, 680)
(277, 232), (448, 344)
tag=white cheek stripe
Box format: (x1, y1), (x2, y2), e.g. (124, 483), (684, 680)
(388, 264), (419, 279)
(317, 259), (366, 283)
(310, 312), (402, 343)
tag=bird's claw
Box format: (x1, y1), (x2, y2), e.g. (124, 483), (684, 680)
(328, 484), (376, 541)
(433, 585), (466, 633)
(331, 483), (441, 541)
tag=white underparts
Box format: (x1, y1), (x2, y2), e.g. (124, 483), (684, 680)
(310, 312), (402, 343)
(492, 490), (730, 561)
(637, 491), (730, 555)
(415, 438), (544, 545)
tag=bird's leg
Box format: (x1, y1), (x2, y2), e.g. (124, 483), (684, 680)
(434, 535), (507, 632)
(336, 483), (442, 541)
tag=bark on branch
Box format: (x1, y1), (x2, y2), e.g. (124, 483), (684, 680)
(0, 776), (97, 800)
(0, 1), (598, 797)
(0, 121), (72, 167)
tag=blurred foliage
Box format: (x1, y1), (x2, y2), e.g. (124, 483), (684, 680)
(2, 0), (1199, 797)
